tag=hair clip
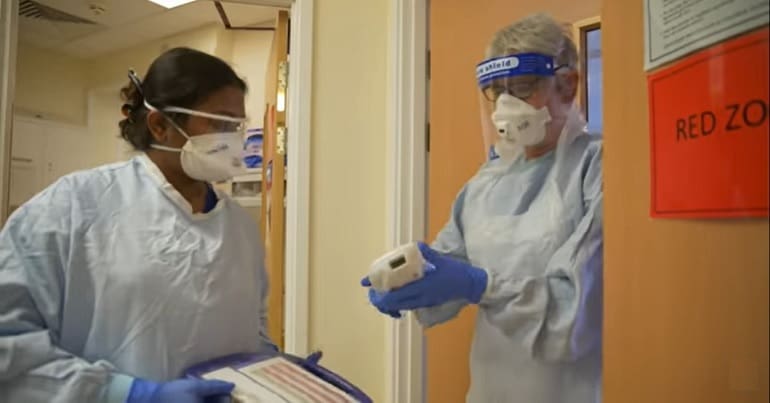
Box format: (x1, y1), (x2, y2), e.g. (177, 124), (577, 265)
(128, 69), (145, 99)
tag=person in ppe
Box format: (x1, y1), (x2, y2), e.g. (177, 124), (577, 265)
(0, 47), (277, 402)
(362, 13), (603, 403)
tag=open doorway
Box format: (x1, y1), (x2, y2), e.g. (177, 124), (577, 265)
(387, 2), (604, 402)
(575, 16), (603, 136)
(0, 0), (314, 354)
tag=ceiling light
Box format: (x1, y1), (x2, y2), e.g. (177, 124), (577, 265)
(146, 0), (196, 9)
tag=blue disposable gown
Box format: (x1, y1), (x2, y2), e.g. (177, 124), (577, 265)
(0, 155), (275, 403)
(416, 108), (603, 403)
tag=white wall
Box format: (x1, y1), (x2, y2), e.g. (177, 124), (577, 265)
(229, 30), (273, 129)
(87, 24), (222, 90)
(14, 44), (88, 125)
(307, 0), (390, 400)
(87, 88), (130, 164)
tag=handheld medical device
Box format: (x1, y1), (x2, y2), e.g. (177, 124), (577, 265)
(367, 242), (430, 292)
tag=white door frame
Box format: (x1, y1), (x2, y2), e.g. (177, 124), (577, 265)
(0, 0), (19, 226)
(386, 1), (428, 402)
(0, 0), (314, 358)
(282, 0), (313, 356)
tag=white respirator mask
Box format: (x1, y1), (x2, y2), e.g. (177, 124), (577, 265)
(491, 93), (552, 159)
(146, 100), (248, 182)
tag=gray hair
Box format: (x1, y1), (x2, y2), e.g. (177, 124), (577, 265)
(485, 13), (578, 69)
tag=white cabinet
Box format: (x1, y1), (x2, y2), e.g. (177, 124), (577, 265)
(8, 115), (94, 212)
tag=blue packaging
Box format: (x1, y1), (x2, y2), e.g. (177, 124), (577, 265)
(243, 128), (263, 169)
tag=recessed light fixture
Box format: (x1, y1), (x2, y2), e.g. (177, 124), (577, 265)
(146, 0), (196, 9)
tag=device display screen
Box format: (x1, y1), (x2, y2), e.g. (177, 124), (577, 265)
(388, 255), (406, 269)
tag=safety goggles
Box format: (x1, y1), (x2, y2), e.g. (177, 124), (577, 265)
(145, 101), (248, 133)
(476, 53), (567, 101)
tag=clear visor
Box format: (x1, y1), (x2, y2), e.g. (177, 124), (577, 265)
(476, 53), (571, 102)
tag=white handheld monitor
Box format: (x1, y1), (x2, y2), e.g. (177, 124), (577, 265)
(368, 242), (428, 292)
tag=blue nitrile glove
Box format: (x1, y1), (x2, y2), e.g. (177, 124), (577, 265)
(360, 278), (403, 318)
(362, 242), (488, 313)
(127, 378), (235, 403)
(306, 351), (323, 365)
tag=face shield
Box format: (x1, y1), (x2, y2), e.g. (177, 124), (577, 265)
(476, 53), (563, 159)
(476, 53), (566, 102)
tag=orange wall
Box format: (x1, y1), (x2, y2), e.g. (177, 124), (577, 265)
(602, 2), (769, 403)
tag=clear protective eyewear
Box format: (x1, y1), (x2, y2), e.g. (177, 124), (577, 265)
(482, 77), (544, 102)
(145, 101), (248, 134)
(161, 105), (248, 133)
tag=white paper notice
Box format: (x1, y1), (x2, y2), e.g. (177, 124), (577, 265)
(644, 0), (769, 70)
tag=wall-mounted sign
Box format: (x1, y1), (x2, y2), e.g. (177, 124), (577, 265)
(648, 28), (768, 218)
(644, 0), (769, 70)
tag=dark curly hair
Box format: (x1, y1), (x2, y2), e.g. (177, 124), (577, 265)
(119, 47), (247, 150)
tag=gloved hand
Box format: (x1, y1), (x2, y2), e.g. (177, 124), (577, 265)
(361, 242), (488, 314)
(363, 287), (403, 319)
(127, 378), (235, 403)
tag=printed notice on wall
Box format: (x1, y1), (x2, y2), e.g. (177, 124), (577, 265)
(647, 28), (769, 218)
(644, 0), (769, 70)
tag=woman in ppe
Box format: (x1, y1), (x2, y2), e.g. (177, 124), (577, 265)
(362, 13), (603, 403)
(0, 48), (277, 403)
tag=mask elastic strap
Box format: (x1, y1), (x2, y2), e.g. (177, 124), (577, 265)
(144, 100), (196, 153)
(150, 144), (182, 153)
(144, 99), (194, 139)
(162, 105), (247, 123)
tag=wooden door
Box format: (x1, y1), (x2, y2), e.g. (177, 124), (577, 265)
(428, 1), (600, 402)
(262, 9), (289, 350)
(602, 3), (769, 403)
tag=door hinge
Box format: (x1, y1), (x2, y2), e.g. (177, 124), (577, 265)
(277, 126), (287, 155)
(277, 61), (289, 112)
(278, 61), (289, 91)
(425, 122), (430, 153)
(426, 50), (431, 80)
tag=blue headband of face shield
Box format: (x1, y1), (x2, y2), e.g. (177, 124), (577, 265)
(475, 53), (557, 88)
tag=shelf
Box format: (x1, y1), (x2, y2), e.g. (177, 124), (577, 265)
(234, 196), (261, 208)
(232, 172), (262, 183)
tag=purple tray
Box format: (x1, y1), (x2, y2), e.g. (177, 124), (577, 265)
(184, 352), (373, 403)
